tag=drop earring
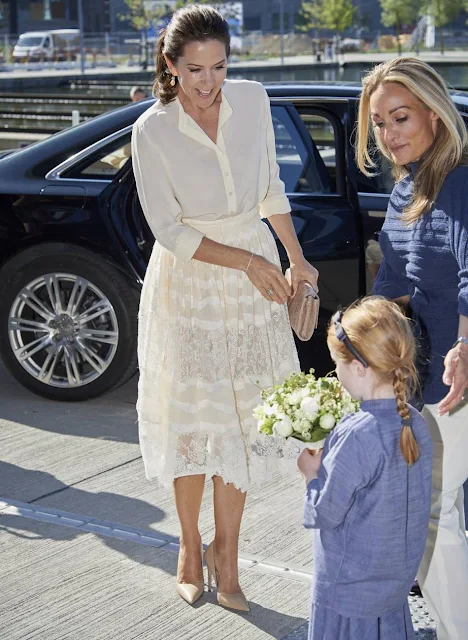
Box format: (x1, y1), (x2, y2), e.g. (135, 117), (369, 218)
(170, 76), (176, 87)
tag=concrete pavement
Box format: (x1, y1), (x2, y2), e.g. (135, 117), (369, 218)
(0, 360), (436, 639)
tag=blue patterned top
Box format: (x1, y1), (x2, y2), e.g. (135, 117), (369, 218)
(373, 164), (468, 404)
(303, 399), (433, 617)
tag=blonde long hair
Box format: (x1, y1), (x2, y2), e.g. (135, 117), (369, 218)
(356, 57), (468, 224)
(327, 297), (419, 466)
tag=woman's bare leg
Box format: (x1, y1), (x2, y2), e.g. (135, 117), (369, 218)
(212, 475), (247, 593)
(173, 474), (205, 583)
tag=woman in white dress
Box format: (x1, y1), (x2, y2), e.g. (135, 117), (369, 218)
(131, 4), (319, 611)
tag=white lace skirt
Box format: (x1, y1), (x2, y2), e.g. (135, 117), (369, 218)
(137, 207), (302, 492)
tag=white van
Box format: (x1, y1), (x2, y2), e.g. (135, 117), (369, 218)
(13, 29), (80, 63)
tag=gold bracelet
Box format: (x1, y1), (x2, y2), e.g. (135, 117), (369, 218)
(246, 252), (254, 273)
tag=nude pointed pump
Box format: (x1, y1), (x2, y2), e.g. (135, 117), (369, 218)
(176, 542), (204, 605)
(204, 541), (250, 612)
(175, 581), (204, 605)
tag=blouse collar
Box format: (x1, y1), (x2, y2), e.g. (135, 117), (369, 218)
(177, 84), (233, 150)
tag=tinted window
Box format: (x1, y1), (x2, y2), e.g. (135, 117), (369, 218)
(272, 106), (329, 194)
(63, 134), (131, 179)
(356, 153), (395, 194)
(298, 112), (337, 193)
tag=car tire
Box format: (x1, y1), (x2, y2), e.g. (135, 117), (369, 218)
(0, 243), (140, 401)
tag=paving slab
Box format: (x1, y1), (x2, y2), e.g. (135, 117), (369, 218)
(25, 458), (312, 571)
(0, 514), (309, 640)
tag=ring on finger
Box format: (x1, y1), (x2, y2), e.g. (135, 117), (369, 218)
(266, 288), (274, 297)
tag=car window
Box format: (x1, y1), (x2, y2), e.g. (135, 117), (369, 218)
(63, 134), (132, 179)
(356, 153), (395, 194)
(298, 113), (337, 193)
(271, 106), (329, 194)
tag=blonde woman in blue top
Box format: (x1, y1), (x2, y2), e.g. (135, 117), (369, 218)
(298, 297), (433, 640)
(356, 58), (468, 639)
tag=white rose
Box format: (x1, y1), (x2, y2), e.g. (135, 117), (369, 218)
(301, 396), (319, 418)
(253, 405), (266, 420)
(264, 403), (279, 416)
(272, 415), (293, 438)
(294, 408), (305, 421)
(288, 390), (305, 405)
(319, 414), (336, 430)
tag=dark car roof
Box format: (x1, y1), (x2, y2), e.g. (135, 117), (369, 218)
(264, 81), (363, 99)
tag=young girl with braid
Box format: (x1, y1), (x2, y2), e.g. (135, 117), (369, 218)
(297, 297), (433, 640)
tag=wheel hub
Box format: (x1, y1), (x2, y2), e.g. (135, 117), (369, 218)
(51, 313), (77, 340)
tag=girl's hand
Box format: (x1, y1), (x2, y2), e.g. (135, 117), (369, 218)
(289, 257), (319, 298)
(246, 254), (291, 304)
(297, 448), (323, 484)
(438, 343), (468, 415)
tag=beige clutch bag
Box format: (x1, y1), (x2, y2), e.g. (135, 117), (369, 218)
(285, 269), (320, 342)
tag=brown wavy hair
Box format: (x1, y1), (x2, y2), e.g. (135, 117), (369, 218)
(356, 57), (468, 224)
(327, 296), (420, 466)
(153, 4), (230, 105)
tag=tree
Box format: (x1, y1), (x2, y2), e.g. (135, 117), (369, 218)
(296, 0), (327, 33)
(119, 0), (173, 69)
(421, 0), (464, 54)
(299, 0), (355, 33)
(320, 0), (356, 33)
(296, 0), (355, 57)
(379, 0), (419, 55)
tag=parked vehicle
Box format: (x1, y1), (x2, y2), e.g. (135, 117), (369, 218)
(12, 29), (80, 63)
(1, 82), (467, 401)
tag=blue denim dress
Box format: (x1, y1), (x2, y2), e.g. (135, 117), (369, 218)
(304, 399), (433, 640)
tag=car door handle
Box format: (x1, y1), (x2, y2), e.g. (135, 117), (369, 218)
(40, 185), (86, 198)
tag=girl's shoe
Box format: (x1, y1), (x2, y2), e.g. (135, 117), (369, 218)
(204, 541), (250, 612)
(176, 542), (204, 605)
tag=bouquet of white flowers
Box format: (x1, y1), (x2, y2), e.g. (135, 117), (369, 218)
(254, 370), (360, 451)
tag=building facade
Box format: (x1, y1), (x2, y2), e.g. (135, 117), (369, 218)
(4, 1), (465, 37)
(6, 0), (111, 35)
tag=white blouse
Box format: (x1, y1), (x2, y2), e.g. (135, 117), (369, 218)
(131, 79), (291, 263)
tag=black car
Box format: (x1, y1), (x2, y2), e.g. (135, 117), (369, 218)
(1, 82), (467, 401)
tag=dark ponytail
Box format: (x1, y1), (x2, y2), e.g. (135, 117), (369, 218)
(154, 29), (178, 105)
(152, 4), (231, 105)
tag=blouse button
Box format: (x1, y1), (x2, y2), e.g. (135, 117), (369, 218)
(228, 192), (233, 196)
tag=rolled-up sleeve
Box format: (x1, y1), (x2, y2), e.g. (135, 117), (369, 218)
(258, 88), (291, 218)
(131, 120), (204, 263)
(448, 177), (468, 317)
(303, 426), (373, 530)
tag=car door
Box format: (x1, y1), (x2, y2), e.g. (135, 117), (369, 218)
(343, 98), (392, 294)
(269, 99), (363, 373)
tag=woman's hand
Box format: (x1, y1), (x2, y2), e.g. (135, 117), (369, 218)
(246, 254), (291, 304)
(297, 448), (323, 484)
(289, 257), (319, 298)
(438, 343), (468, 416)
